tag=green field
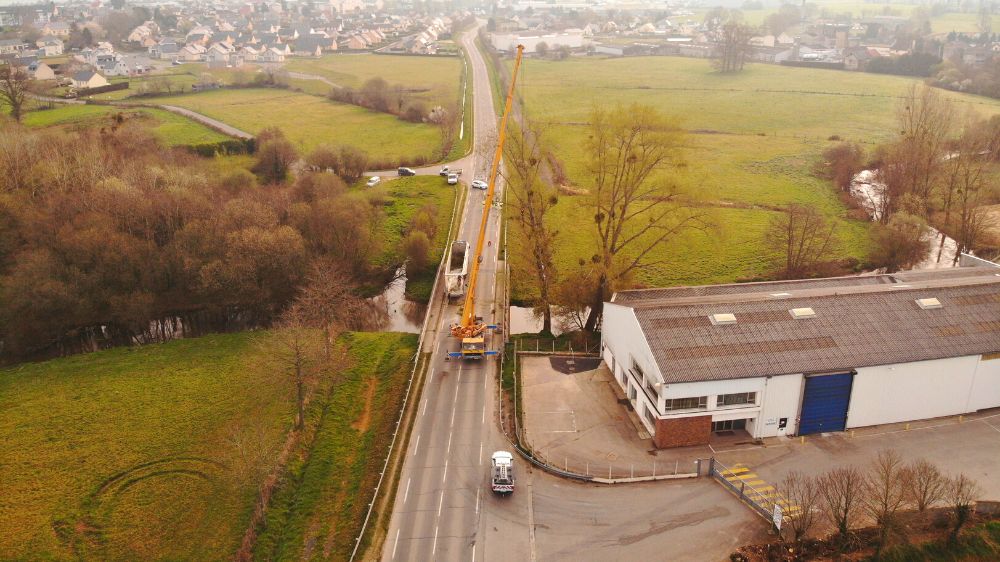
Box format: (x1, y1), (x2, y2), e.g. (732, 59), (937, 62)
(0, 333), (291, 559)
(284, 54), (463, 108)
(153, 88), (442, 159)
(507, 56), (1000, 300)
(0, 330), (418, 560)
(22, 104), (231, 146)
(687, 2), (1000, 35)
(365, 176), (458, 300)
(254, 332), (418, 560)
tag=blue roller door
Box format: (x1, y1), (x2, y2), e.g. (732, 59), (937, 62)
(799, 373), (853, 435)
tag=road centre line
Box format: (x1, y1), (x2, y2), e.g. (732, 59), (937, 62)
(432, 526), (439, 557)
(403, 477), (411, 504)
(442, 459), (449, 483)
(437, 490), (445, 517)
(392, 528), (400, 560)
(412, 434), (420, 457)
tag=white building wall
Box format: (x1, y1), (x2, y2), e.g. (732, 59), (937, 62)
(846, 356), (980, 428)
(490, 32), (584, 53)
(968, 355), (1000, 411)
(756, 374), (803, 438)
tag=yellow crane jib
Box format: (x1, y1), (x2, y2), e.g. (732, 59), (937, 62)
(448, 44), (524, 359)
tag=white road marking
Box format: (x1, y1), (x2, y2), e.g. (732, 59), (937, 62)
(447, 430), (453, 454)
(392, 527), (400, 560)
(437, 490), (445, 517)
(403, 477), (411, 504)
(476, 488), (481, 514)
(412, 434), (420, 457)
(479, 442), (483, 465)
(432, 526), (440, 556)
(442, 459), (449, 483)
(421, 398), (428, 417)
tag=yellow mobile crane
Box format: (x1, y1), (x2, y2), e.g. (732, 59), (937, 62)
(448, 44), (524, 360)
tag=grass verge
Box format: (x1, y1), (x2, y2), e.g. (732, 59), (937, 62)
(252, 332), (419, 561)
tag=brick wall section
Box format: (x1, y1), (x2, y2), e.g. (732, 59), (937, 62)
(654, 415), (712, 448)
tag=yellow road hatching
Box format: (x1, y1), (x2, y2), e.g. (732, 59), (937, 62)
(718, 463), (801, 519)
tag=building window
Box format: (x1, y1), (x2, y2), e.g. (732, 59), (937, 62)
(664, 396), (707, 411)
(718, 392), (756, 407)
(643, 405), (657, 427)
(631, 357), (645, 380)
(644, 377), (658, 401)
(712, 419), (747, 432)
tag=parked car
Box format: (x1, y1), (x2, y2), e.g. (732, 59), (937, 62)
(447, 173), (459, 185)
(471, 179), (488, 190)
(439, 166), (450, 176)
(366, 176), (381, 187)
(398, 167), (416, 176)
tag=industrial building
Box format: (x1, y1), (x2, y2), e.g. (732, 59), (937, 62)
(600, 264), (1000, 448)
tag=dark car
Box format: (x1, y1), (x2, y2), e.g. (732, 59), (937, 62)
(398, 167), (416, 176)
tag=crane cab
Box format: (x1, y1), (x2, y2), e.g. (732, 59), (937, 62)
(490, 451), (514, 494)
(461, 337), (485, 359)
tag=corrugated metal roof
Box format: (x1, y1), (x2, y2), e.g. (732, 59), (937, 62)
(614, 268), (1000, 384)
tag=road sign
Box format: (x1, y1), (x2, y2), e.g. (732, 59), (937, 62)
(772, 504), (783, 530)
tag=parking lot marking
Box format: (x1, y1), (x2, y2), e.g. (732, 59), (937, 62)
(721, 463), (802, 518)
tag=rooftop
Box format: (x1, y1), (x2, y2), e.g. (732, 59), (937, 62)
(612, 267), (1000, 384)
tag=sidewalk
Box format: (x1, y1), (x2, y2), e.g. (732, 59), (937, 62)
(519, 356), (710, 478)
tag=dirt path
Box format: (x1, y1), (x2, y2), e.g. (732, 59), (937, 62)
(286, 71), (342, 89)
(351, 378), (377, 432)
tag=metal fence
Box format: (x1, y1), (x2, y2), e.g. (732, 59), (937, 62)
(710, 457), (784, 527)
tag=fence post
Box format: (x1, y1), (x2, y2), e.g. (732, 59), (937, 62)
(586, 462), (589, 476)
(709, 457), (716, 475)
(740, 481), (745, 500)
(674, 460), (678, 475)
(609, 464), (612, 479)
(696, 458), (701, 476)
(652, 461), (656, 477)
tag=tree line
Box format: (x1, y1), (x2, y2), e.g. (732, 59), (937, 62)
(768, 85), (999, 279)
(775, 450), (981, 558)
(0, 122), (396, 363)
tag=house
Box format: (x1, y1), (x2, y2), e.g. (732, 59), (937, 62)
(293, 36), (327, 57)
(178, 44), (206, 61)
(240, 45), (260, 62)
(0, 39), (29, 55)
(127, 23), (157, 46)
(149, 38), (180, 60)
(94, 54), (129, 76)
(342, 35), (368, 50)
(71, 70), (108, 89)
(41, 21), (71, 37)
(205, 43), (233, 66)
(29, 61), (56, 80)
(844, 46), (875, 71)
(36, 37), (64, 56)
(600, 264), (1000, 448)
(259, 47), (285, 63)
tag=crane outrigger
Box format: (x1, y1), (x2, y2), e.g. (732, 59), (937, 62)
(449, 44), (525, 360)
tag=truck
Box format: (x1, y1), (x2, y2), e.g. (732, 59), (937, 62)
(445, 240), (469, 299)
(490, 451), (514, 494)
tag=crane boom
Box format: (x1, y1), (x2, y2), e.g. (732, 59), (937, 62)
(450, 44), (524, 348)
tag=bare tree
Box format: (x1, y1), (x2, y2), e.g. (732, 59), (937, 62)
(903, 458), (946, 513)
(781, 471), (822, 542)
(819, 142), (865, 192)
(295, 259), (371, 358)
(256, 304), (324, 430)
(766, 204), (840, 278)
(820, 466), (864, 544)
(713, 21), (755, 73)
(0, 63), (31, 122)
(877, 85), (953, 221)
(863, 449), (909, 557)
(869, 212), (930, 272)
(504, 120), (559, 333)
(946, 474), (980, 545)
(582, 103), (705, 331)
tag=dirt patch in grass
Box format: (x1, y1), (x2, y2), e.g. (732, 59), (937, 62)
(351, 378), (377, 432)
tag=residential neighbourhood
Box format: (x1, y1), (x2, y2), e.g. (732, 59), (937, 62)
(1, 0), (999, 561)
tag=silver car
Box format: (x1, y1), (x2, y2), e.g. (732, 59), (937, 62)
(471, 179), (488, 190)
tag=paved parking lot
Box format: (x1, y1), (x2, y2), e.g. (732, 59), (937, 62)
(713, 409), (1000, 499)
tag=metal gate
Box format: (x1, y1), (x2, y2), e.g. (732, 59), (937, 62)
(798, 372), (853, 435)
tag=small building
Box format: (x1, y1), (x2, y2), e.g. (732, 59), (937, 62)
(0, 39), (29, 55)
(601, 265), (1000, 448)
(30, 61), (56, 80)
(259, 47), (286, 63)
(71, 70), (108, 89)
(36, 37), (64, 56)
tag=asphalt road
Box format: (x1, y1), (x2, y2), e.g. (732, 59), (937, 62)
(380, 24), (765, 562)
